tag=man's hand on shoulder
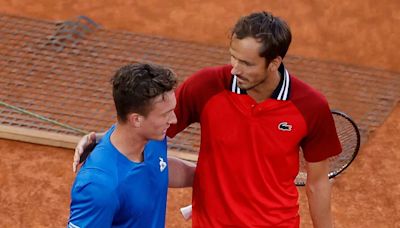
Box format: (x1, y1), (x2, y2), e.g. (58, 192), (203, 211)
(73, 132), (97, 173)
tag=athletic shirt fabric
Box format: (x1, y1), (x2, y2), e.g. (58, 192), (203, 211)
(167, 64), (342, 227)
(69, 125), (169, 228)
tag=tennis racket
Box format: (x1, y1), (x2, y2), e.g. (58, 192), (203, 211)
(180, 110), (361, 219)
(294, 110), (361, 186)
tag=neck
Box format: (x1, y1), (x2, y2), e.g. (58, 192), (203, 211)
(247, 70), (281, 103)
(110, 123), (146, 162)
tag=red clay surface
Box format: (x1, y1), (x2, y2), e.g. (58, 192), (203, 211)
(0, 1), (399, 227)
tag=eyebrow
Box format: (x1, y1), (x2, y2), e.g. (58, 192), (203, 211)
(229, 49), (253, 66)
(240, 59), (253, 66)
(232, 54), (253, 66)
(163, 108), (175, 115)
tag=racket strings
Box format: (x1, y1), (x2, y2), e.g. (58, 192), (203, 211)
(295, 111), (360, 186)
(329, 114), (359, 172)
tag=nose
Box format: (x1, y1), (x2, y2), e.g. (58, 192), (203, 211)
(169, 111), (178, 125)
(230, 57), (241, 76)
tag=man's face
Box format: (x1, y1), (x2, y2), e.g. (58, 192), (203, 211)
(139, 90), (177, 141)
(229, 35), (269, 91)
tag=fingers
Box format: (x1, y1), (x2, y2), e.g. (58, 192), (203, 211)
(72, 132), (96, 173)
(72, 149), (81, 173)
(73, 136), (86, 173)
(88, 132), (96, 143)
(76, 133), (92, 155)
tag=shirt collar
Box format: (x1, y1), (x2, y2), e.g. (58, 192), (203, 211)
(230, 63), (291, 100)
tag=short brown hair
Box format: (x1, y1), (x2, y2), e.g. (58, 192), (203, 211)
(112, 63), (177, 122)
(231, 11), (292, 63)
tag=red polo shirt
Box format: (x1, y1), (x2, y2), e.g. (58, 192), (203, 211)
(168, 64), (341, 227)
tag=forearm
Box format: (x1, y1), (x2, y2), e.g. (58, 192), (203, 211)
(306, 159), (333, 228)
(306, 179), (333, 228)
(168, 156), (196, 188)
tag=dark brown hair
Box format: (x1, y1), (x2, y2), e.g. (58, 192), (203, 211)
(112, 63), (177, 122)
(232, 11), (292, 63)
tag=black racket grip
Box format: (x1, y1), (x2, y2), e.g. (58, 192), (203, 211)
(79, 141), (97, 163)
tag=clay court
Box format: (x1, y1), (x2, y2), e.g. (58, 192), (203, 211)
(0, 1), (399, 227)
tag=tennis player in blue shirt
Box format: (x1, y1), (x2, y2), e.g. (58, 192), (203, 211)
(68, 63), (195, 228)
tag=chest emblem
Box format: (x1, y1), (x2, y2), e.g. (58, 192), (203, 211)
(278, 122), (292, 131)
(159, 157), (167, 172)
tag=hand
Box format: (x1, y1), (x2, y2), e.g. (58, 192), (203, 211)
(73, 132), (96, 173)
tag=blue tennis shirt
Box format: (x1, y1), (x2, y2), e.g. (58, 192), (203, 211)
(69, 125), (169, 228)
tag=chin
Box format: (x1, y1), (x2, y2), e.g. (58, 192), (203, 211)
(237, 84), (249, 90)
(237, 81), (249, 88)
(151, 134), (166, 141)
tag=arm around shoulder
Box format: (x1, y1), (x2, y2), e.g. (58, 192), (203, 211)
(168, 156), (196, 188)
(73, 131), (107, 172)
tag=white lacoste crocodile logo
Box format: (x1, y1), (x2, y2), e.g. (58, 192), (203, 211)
(278, 122), (292, 131)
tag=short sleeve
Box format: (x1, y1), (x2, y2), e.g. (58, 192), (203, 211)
(68, 169), (118, 227)
(301, 101), (342, 162)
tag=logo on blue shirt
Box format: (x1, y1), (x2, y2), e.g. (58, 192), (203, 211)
(159, 157), (167, 172)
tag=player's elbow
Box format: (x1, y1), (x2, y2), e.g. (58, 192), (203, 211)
(306, 177), (332, 197)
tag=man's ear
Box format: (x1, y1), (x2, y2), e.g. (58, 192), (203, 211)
(268, 56), (283, 72)
(127, 113), (143, 128)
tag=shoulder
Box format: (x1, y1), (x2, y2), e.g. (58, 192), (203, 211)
(145, 138), (168, 159)
(71, 168), (119, 212)
(83, 129), (118, 172)
(289, 74), (331, 118)
(176, 65), (232, 106)
(290, 75), (327, 106)
(180, 65), (232, 91)
(69, 169), (118, 227)
(72, 168), (116, 200)
(289, 76), (341, 161)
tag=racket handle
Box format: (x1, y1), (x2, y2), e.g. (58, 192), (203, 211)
(180, 204), (192, 220)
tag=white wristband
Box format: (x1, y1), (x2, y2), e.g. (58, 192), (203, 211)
(180, 204), (192, 220)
